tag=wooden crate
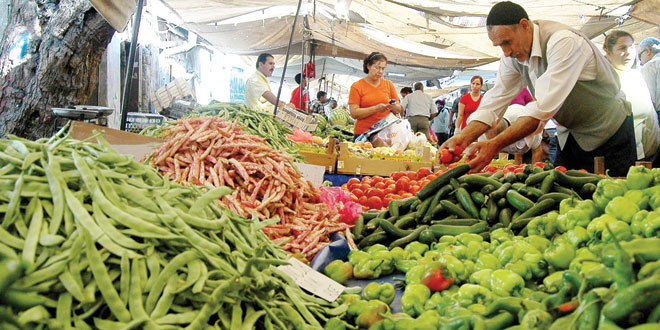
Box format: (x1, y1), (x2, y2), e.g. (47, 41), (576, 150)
(336, 142), (434, 176)
(299, 139), (337, 173)
(151, 78), (194, 113)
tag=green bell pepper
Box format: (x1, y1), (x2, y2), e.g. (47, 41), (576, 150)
(474, 252), (500, 272)
(652, 168), (660, 185)
(424, 292), (458, 312)
(415, 310), (443, 330)
(523, 252), (548, 279)
(526, 235), (551, 254)
(395, 259), (417, 274)
(323, 317), (347, 330)
(438, 254), (467, 283)
(586, 214), (618, 241)
(505, 260), (533, 281)
(490, 228), (514, 247)
(568, 247), (599, 273)
(557, 209), (592, 233)
(362, 282), (396, 305)
(372, 250), (395, 275)
(353, 258), (384, 279)
(367, 244), (389, 254)
(624, 189), (649, 210)
(469, 269), (493, 289)
(564, 226), (589, 248)
(324, 260), (353, 284)
(650, 192), (660, 211)
(442, 244), (469, 260)
(404, 241), (429, 256)
(600, 220), (632, 243)
(641, 211), (660, 238)
(389, 247), (409, 262)
(543, 241), (575, 270)
(401, 284), (431, 317)
(354, 299), (389, 329)
(631, 210), (648, 235)
(457, 233), (484, 245)
(627, 165), (654, 190)
(489, 269), (525, 297)
(520, 309), (553, 330)
(604, 196), (639, 223)
(457, 284), (493, 307)
(593, 178), (627, 211)
(348, 250), (371, 266)
(542, 271), (565, 293)
(527, 212), (558, 238)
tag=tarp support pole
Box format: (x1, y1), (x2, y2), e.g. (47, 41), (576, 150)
(120, 0), (145, 131)
(300, 31), (305, 111)
(274, 0), (303, 116)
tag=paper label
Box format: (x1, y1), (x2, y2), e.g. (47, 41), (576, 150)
(277, 257), (345, 302)
(337, 160), (344, 169)
(498, 153), (509, 161)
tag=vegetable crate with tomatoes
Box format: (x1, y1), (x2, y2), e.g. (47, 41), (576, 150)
(352, 162), (603, 250)
(336, 142), (434, 176)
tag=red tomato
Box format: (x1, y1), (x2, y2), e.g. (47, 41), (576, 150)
(400, 192), (414, 198)
(341, 184), (348, 190)
(383, 193), (396, 207)
(555, 166), (568, 173)
(534, 162), (546, 168)
(384, 179), (396, 186)
(419, 179), (431, 187)
(371, 176), (384, 184)
(350, 194), (358, 202)
(358, 196), (368, 205)
(384, 185), (396, 195)
(453, 145), (464, 156)
(452, 155), (462, 163)
(368, 189), (385, 199)
(360, 183), (371, 191)
(352, 188), (364, 198)
(408, 180), (418, 187)
(409, 185), (421, 194)
(347, 178), (361, 186)
(417, 168), (432, 178)
(440, 149), (453, 164)
(578, 169), (588, 173)
(395, 177), (410, 192)
(374, 182), (387, 190)
(390, 172), (405, 181)
(367, 196), (383, 210)
(483, 165), (498, 174)
(513, 167), (524, 174)
(362, 177), (372, 185)
(406, 171), (418, 180)
(348, 183), (360, 192)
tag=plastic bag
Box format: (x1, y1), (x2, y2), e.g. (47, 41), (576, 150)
(319, 187), (363, 225)
(370, 119), (413, 151)
(286, 128), (314, 143)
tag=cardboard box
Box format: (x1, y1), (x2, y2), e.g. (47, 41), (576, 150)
(336, 142), (433, 176)
(70, 121), (164, 161)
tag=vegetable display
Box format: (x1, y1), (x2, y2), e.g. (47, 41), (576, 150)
(148, 116), (350, 259)
(0, 128), (342, 329)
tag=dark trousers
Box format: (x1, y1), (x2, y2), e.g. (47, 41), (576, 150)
(436, 132), (449, 146)
(408, 116), (431, 140)
(554, 115), (636, 177)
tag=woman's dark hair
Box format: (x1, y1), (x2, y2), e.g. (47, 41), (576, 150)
(603, 30), (633, 52)
(400, 87), (413, 95)
(295, 73), (303, 85)
(363, 52), (388, 74)
(471, 75), (484, 85)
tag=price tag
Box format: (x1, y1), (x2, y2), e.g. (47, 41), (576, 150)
(337, 160), (344, 169)
(415, 147), (424, 156)
(498, 153), (509, 161)
(356, 165), (361, 175)
(277, 257), (345, 302)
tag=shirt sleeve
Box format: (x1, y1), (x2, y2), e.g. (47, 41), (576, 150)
(528, 30), (595, 122)
(642, 62), (658, 108)
(348, 84), (361, 106)
(250, 76), (270, 101)
(467, 59), (524, 127)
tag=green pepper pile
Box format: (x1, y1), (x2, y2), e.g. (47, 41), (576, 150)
(0, 127), (341, 329)
(327, 165), (660, 329)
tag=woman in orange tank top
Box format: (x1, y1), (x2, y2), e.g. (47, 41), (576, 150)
(348, 52), (404, 138)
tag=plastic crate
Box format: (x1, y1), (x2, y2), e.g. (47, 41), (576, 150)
(275, 107), (318, 132)
(125, 112), (165, 133)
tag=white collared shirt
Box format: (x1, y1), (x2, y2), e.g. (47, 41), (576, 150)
(401, 90), (437, 118)
(468, 23), (598, 130)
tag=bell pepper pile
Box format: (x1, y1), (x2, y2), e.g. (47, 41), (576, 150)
(322, 165), (660, 329)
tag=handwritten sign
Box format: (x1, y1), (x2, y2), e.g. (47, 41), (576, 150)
(277, 257), (345, 302)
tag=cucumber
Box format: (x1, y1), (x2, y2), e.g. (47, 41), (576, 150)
(393, 213), (416, 229)
(490, 183), (512, 201)
(459, 174), (504, 189)
(431, 218), (482, 226)
(540, 172), (555, 194)
(471, 191), (486, 206)
(389, 225), (429, 249)
(515, 199), (556, 220)
(553, 169), (601, 189)
(499, 208), (513, 227)
(352, 215), (365, 240)
(486, 198), (499, 223)
(440, 200), (472, 219)
(379, 219), (412, 238)
(525, 170), (552, 186)
(429, 222), (489, 236)
(357, 232), (387, 249)
(416, 163), (471, 200)
(456, 188), (479, 219)
(506, 190), (535, 212)
(481, 184), (496, 195)
(538, 192), (572, 203)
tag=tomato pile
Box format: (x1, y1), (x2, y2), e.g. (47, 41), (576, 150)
(341, 167), (443, 210)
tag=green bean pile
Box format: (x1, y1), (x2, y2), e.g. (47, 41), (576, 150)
(0, 125), (343, 329)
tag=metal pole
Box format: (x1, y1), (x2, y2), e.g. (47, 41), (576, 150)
(300, 33), (305, 112)
(120, 0), (145, 131)
(274, 0), (303, 116)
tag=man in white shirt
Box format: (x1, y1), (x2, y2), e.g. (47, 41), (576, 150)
(478, 104), (544, 162)
(401, 82), (437, 140)
(440, 1), (635, 176)
(244, 53), (293, 114)
(639, 37), (660, 113)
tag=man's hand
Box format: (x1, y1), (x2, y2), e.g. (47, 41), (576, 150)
(467, 139), (502, 173)
(438, 121), (491, 165)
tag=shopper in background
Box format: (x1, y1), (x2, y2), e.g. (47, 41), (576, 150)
(455, 76), (484, 133)
(245, 53), (293, 114)
(449, 87), (468, 136)
(290, 73), (310, 112)
(310, 91), (328, 115)
(400, 87), (413, 100)
(348, 52), (403, 138)
(639, 37), (660, 114)
(604, 30), (660, 162)
(401, 82), (437, 140)
(441, 1), (635, 176)
(431, 99), (450, 145)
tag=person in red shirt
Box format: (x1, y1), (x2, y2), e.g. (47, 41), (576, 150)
(456, 76), (484, 132)
(290, 73), (310, 112)
(348, 52), (403, 137)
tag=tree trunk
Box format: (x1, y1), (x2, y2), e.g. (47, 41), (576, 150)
(0, 0), (115, 139)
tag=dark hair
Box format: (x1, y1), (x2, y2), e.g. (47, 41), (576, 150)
(256, 53), (273, 69)
(486, 1), (529, 27)
(295, 73), (303, 85)
(604, 30), (633, 52)
(317, 91), (327, 100)
(400, 87), (413, 95)
(471, 76), (484, 85)
(363, 52), (388, 74)
(436, 99), (446, 106)
(460, 87), (469, 94)
(413, 82), (424, 91)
